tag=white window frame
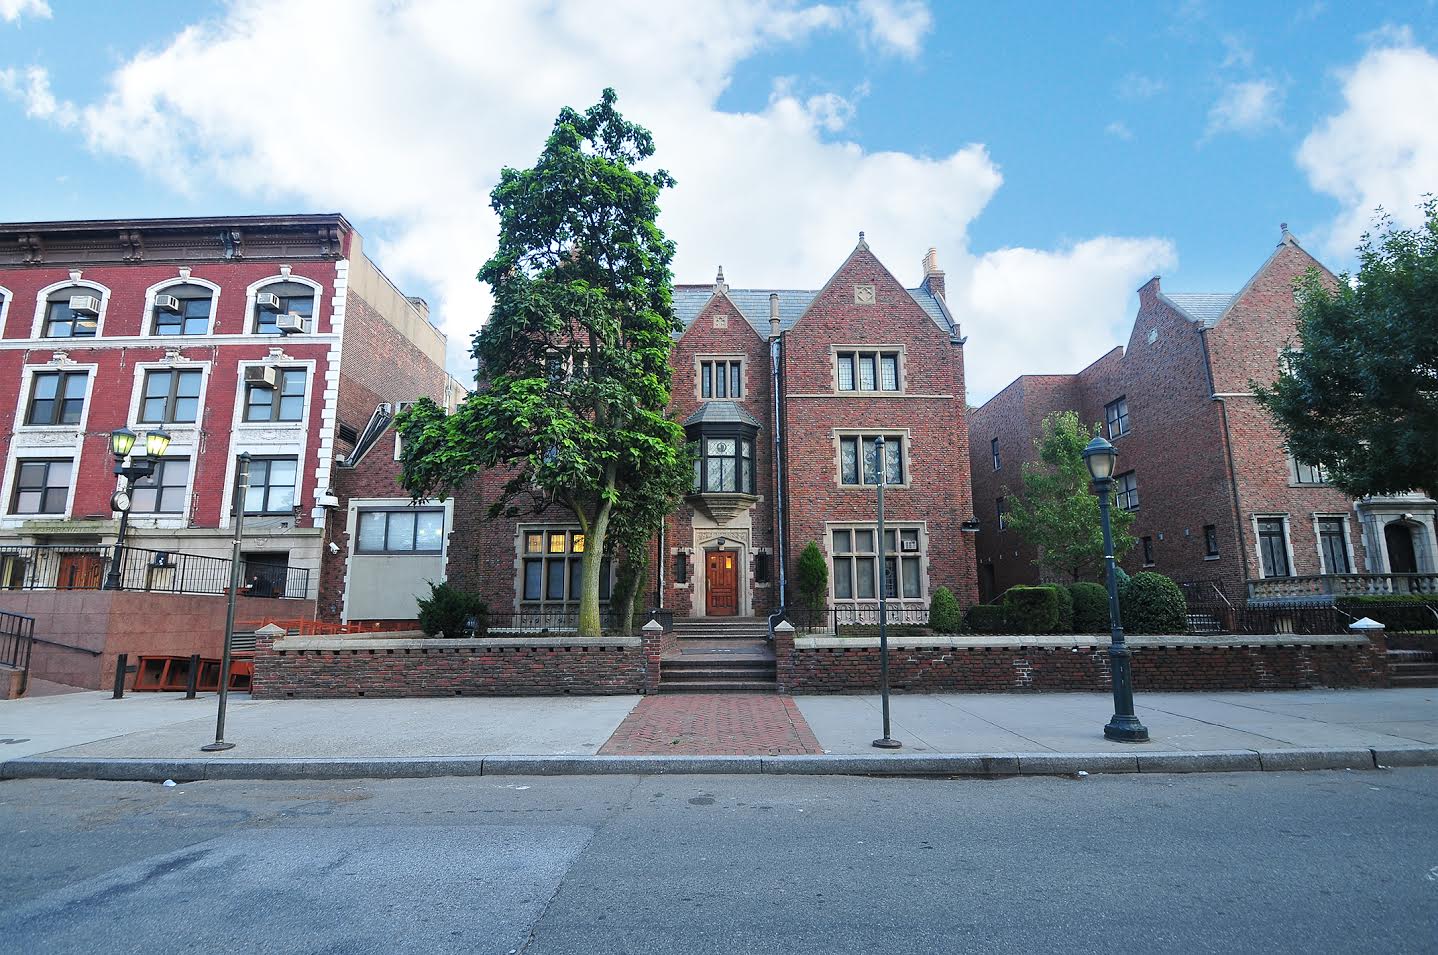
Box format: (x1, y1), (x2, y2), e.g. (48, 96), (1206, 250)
(30, 278), (112, 340)
(142, 275), (222, 337)
(1252, 514), (1297, 580)
(1313, 513), (1356, 576)
(1, 454), (79, 520)
(0, 285), (12, 336)
(243, 273), (324, 337)
(14, 362), (97, 433)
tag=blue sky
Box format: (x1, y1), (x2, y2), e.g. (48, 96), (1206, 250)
(3, 1), (1435, 399)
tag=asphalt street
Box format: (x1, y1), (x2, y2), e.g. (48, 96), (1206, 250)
(1, 769), (1435, 954)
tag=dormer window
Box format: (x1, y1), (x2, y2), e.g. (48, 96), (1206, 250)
(43, 288), (100, 338)
(152, 284), (213, 335)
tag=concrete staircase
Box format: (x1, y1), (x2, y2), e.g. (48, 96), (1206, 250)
(660, 617), (777, 694)
(1388, 649), (1438, 688)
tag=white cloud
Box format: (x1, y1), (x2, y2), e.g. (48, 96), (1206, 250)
(1298, 37), (1438, 257)
(10, 0), (1169, 401)
(853, 0), (932, 58)
(1117, 73), (1164, 100)
(0, 65), (76, 125)
(0, 0), (49, 22)
(1104, 121), (1133, 140)
(1205, 79), (1282, 136)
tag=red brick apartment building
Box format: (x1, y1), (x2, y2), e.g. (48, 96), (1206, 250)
(969, 228), (1437, 604)
(439, 237), (979, 624)
(0, 215), (458, 611)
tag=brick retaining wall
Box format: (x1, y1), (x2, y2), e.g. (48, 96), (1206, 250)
(252, 632), (647, 698)
(773, 631), (1388, 694)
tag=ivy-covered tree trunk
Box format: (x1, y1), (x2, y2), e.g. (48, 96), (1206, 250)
(577, 502), (611, 636)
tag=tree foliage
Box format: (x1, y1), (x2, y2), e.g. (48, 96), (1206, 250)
(1005, 411), (1135, 581)
(1255, 199), (1438, 500)
(796, 542), (829, 615)
(396, 89), (689, 636)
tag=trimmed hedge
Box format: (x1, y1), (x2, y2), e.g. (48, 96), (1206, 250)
(417, 582), (487, 639)
(928, 586), (962, 633)
(1002, 585), (1062, 634)
(1336, 595), (1438, 632)
(1119, 571), (1187, 634)
(1068, 582), (1110, 634)
(1052, 584), (1074, 632)
(964, 604), (1010, 634)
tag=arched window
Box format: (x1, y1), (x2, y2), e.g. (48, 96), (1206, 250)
(40, 285), (103, 338)
(252, 280), (316, 335)
(150, 282), (216, 336)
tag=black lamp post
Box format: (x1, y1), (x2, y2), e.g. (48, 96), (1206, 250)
(1082, 435), (1149, 743)
(103, 426), (171, 591)
(872, 435), (901, 750)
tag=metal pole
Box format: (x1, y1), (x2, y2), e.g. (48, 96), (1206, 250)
(203, 453), (249, 752)
(103, 500), (131, 591)
(183, 653), (200, 700)
(1098, 482), (1148, 743)
(872, 436), (900, 750)
(112, 652), (128, 699)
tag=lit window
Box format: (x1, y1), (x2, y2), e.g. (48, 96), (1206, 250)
(25, 371), (87, 426)
(520, 529), (610, 604)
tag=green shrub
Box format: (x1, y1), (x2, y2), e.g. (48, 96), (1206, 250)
(928, 586), (962, 633)
(964, 603), (1009, 634)
(1119, 571), (1187, 634)
(1113, 565), (1131, 595)
(1052, 583), (1074, 632)
(1002, 585), (1061, 633)
(416, 581), (487, 638)
(1068, 582), (1110, 633)
(1336, 595), (1438, 632)
(796, 541), (829, 615)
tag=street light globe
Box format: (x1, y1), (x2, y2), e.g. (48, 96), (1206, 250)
(1082, 435), (1118, 482)
(109, 427), (138, 460)
(144, 428), (172, 460)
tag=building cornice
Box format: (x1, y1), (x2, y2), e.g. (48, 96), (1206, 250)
(0, 214), (353, 267)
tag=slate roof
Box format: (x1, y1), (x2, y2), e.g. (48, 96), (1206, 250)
(682, 400), (761, 429)
(672, 285), (953, 338)
(1162, 292), (1235, 329)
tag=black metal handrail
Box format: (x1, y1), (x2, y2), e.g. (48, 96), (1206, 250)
(0, 544), (310, 599)
(0, 609), (35, 695)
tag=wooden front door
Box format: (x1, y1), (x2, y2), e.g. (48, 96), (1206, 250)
(57, 553), (104, 590)
(705, 551), (738, 617)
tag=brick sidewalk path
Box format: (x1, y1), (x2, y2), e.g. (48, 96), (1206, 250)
(599, 694), (823, 755)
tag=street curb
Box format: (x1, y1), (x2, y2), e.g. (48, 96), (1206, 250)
(3, 746), (1436, 781)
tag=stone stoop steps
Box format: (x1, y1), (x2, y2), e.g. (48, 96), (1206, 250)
(661, 617), (777, 694)
(1388, 650), (1438, 688)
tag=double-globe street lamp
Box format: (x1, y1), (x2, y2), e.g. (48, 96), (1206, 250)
(1082, 435), (1149, 743)
(103, 426), (171, 591)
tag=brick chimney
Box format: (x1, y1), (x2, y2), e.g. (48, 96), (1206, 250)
(920, 247), (945, 299)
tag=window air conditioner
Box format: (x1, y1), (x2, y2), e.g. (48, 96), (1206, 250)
(68, 295), (101, 317)
(244, 365), (278, 388)
(901, 539), (919, 552)
(275, 313), (308, 334)
(154, 293), (183, 314)
(256, 291), (282, 312)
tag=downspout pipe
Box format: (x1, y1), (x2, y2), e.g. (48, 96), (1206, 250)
(768, 293), (787, 634)
(1200, 326), (1250, 599)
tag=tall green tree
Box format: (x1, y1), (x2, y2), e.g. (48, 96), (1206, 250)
(1005, 411), (1135, 582)
(1256, 200), (1438, 500)
(396, 89), (689, 637)
(605, 423), (692, 634)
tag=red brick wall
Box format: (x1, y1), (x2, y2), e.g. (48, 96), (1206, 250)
(251, 633), (646, 698)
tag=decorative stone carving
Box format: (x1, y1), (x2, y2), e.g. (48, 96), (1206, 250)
(687, 492), (759, 526)
(19, 233), (43, 264)
(266, 346), (292, 362)
(280, 265), (292, 277)
(48, 351), (71, 366)
(179, 266), (191, 280)
(162, 347), (185, 365)
(695, 526), (751, 547)
(68, 269), (83, 282)
(119, 229), (144, 262)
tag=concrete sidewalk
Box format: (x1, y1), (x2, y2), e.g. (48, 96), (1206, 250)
(2, 687), (1436, 779)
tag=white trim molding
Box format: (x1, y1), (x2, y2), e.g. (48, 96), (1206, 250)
(30, 277), (113, 340)
(140, 274), (223, 337)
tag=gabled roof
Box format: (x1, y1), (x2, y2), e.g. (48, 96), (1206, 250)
(1160, 293), (1235, 329)
(683, 400), (761, 429)
(672, 285), (952, 338)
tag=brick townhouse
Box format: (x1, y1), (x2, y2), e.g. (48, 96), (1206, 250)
(0, 214), (456, 606)
(969, 227), (1438, 604)
(432, 236), (980, 626)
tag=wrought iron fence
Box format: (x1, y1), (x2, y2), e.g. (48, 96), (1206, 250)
(784, 604), (931, 636)
(0, 544), (310, 599)
(0, 609), (35, 694)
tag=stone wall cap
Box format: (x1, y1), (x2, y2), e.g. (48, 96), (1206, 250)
(272, 634), (643, 651)
(792, 632), (1370, 651)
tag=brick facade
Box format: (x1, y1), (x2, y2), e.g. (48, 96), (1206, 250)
(442, 238), (979, 622)
(968, 229), (1438, 602)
